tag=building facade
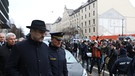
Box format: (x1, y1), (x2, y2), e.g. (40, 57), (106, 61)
(0, 0), (10, 30)
(51, 0), (135, 39)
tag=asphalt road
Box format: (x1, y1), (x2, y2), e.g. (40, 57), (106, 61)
(86, 66), (109, 76)
(88, 66), (109, 76)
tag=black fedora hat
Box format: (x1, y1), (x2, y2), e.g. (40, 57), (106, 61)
(26, 20), (49, 32)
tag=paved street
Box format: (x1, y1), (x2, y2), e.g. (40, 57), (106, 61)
(88, 66), (109, 76)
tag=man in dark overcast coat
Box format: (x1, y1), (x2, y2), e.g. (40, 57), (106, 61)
(5, 20), (52, 76)
(0, 33), (16, 76)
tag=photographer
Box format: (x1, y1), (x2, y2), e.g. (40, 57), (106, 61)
(89, 41), (102, 76)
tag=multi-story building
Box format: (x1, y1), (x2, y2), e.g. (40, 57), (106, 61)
(0, 0), (10, 31)
(51, 0), (135, 39)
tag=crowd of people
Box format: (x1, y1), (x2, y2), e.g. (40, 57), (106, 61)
(0, 19), (135, 76)
(63, 37), (135, 76)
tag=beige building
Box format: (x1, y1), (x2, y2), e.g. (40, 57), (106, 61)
(51, 0), (135, 39)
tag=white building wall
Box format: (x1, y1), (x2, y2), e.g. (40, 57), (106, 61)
(98, 18), (125, 35)
(97, 0), (135, 34)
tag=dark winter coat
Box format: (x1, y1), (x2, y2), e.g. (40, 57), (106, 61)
(49, 44), (68, 76)
(111, 55), (132, 74)
(127, 56), (135, 76)
(80, 43), (89, 59)
(0, 44), (12, 75)
(5, 38), (51, 76)
(72, 42), (78, 52)
(107, 48), (118, 71)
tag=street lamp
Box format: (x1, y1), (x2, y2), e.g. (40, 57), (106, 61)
(122, 19), (124, 36)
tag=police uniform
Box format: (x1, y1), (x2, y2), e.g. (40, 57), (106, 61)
(111, 48), (132, 76)
(49, 32), (68, 76)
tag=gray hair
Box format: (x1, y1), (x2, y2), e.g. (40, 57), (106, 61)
(6, 32), (16, 39)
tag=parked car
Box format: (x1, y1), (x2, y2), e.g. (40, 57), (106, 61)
(65, 49), (88, 76)
(43, 37), (88, 76)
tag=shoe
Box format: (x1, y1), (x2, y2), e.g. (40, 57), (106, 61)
(88, 73), (92, 76)
(99, 74), (102, 76)
(89, 74), (92, 76)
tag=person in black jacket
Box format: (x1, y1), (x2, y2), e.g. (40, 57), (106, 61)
(0, 33), (16, 76)
(107, 43), (118, 76)
(5, 20), (52, 76)
(72, 40), (78, 58)
(111, 48), (132, 76)
(0, 33), (6, 47)
(80, 40), (89, 71)
(127, 56), (135, 76)
(49, 32), (68, 76)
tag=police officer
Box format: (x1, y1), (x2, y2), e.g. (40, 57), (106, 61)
(49, 32), (68, 76)
(111, 48), (132, 76)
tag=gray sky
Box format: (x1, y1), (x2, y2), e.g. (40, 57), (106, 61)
(9, 0), (135, 35)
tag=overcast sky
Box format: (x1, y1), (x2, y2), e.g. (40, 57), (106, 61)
(9, 0), (135, 35)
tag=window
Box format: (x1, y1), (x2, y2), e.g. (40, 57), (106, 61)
(93, 27), (95, 32)
(85, 29), (87, 33)
(93, 19), (95, 24)
(89, 28), (91, 33)
(81, 9), (83, 13)
(85, 21), (87, 26)
(85, 7), (87, 11)
(85, 14), (87, 18)
(93, 3), (95, 8)
(82, 16), (83, 20)
(93, 11), (95, 16)
(89, 20), (91, 25)
(89, 5), (90, 10)
(81, 23), (83, 27)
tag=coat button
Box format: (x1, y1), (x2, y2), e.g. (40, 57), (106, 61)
(38, 60), (40, 62)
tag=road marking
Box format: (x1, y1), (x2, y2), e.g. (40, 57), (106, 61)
(93, 66), (109, 74)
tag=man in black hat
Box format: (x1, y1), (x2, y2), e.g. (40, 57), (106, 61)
(49, 32), (68, 76)
(5, 20), (52, 76)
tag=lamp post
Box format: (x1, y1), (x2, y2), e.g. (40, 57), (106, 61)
(122, 19), (124, 36)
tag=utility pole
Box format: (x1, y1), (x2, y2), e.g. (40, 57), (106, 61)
(122, 19), (124, 36)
